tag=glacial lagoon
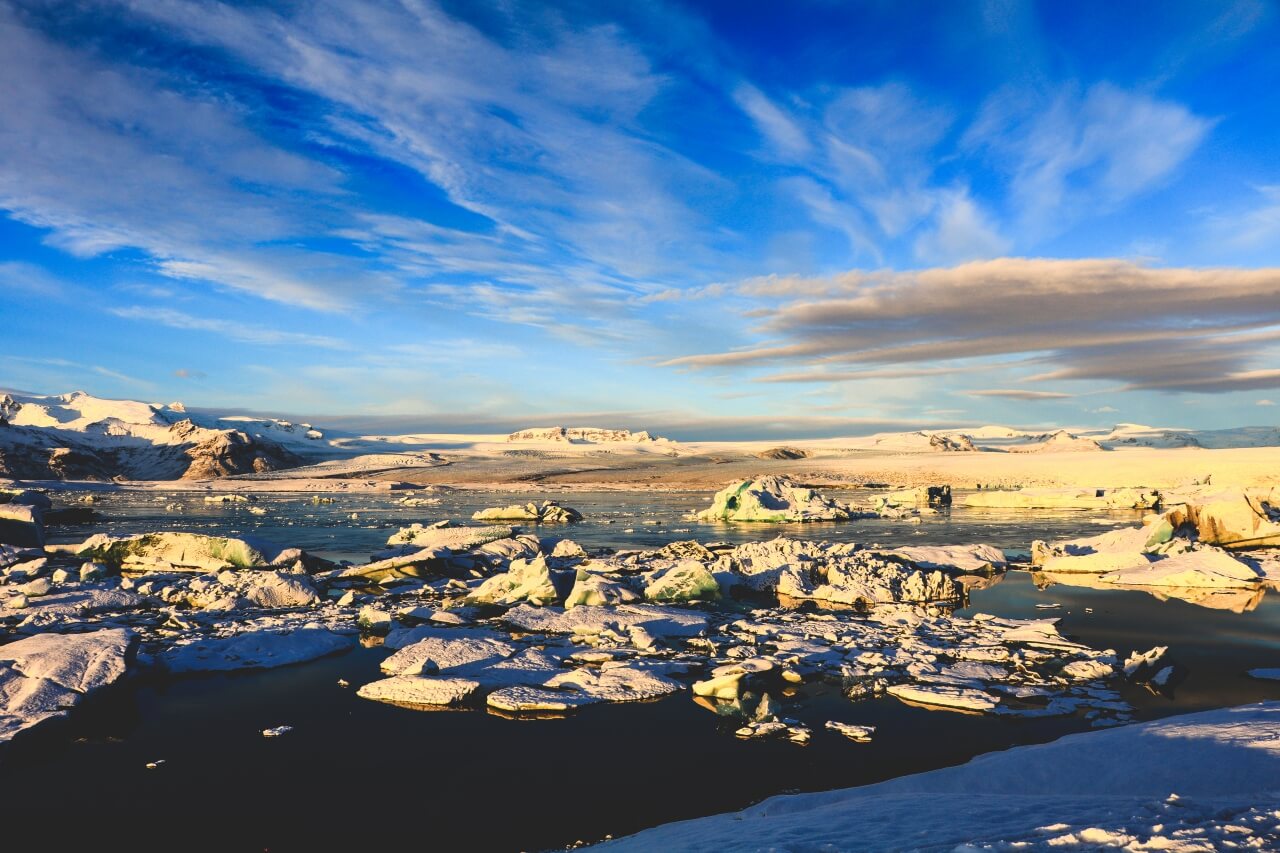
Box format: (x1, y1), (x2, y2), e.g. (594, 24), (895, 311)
(4, 488), (1277, 850)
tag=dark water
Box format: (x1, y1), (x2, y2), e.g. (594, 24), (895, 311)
(3, 489), (1277, 852)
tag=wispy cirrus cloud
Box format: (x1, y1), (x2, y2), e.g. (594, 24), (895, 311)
(964, 83), (1213, 239)
(0, 5), (388, 311)
(109, 306), (352, 350)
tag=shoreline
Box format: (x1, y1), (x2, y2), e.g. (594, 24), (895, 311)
(5, 444), (1277, 494)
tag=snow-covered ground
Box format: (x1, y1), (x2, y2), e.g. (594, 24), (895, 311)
(599, 702), (1280, 851)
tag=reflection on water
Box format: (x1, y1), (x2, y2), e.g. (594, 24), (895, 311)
(1033, 570), (1269, 613)
(6, 487), (1277, 851)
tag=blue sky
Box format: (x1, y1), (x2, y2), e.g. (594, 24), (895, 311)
(2, 0), (1279, 438)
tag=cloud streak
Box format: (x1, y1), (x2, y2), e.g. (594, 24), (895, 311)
(966, 389), (1072, 400)
(667, 258), (1280, 393)
(109, 307), (352, 350)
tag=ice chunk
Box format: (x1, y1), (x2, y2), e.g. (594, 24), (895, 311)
(564, 571), (640, 608)
(695, 476), (864, 523)
(1123, 646), (1168, 680)
(466, 557), (562, 606)
(825, 721), (875, 742)
(77, 532), (305, 572)
(472, 501), (582, 523)
(644, 561), (720, 603)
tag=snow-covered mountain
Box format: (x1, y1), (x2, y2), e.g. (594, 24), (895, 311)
(0, 391), (325, 480)
(1, 390), (1276, 481)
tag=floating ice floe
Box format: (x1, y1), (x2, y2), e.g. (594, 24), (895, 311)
(1029, 509), (1270, 609)
(1163, 487), (1280, 549)
(161, 627), (351, 673)
(0, 500), (45, 548)
(76, 532), (313, 573)
(964, 487), (1160, 510)
(472, 501), (582, 523)
(357, 676), (480, 707)
(825, 721), (875, 742)
(385, 524), (514, 549)
(887, 683), (999, 713)
(0, 628), (136, 745)
(694, 476), (866, 523)
(564, 571), (640, 608)
(486, 685), (599, 713)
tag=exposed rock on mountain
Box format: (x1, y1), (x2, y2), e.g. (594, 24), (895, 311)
(0, 392), (306, 481)
(930, 433), (977, 451)
(755, 446), (811, 460)
(178, 429), (301, 479)
(507, 427), (664, 443)
(1009, 430), (1106, 453)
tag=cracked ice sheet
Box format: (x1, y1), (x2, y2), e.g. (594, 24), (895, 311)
(703, 609), (1125, 720)
(544, 664), (684, 703)
(502, 603), (709, 639)
(487, 685), (601, 713)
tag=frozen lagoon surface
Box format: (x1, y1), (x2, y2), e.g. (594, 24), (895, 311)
(4, 488), (1280, 851)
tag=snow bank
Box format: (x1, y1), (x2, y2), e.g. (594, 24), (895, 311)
(598, 702), (1280, 851)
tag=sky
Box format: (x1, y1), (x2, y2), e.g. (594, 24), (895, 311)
(2, 0), (1280, 439)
